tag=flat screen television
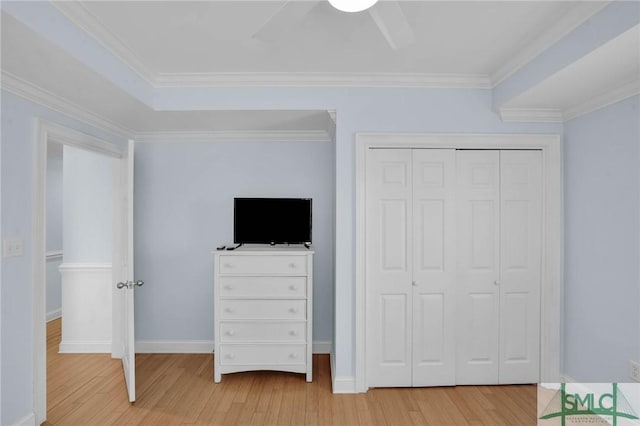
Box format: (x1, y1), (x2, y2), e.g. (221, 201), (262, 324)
(234, 198), (312, 245)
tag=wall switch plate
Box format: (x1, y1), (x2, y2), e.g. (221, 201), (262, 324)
(3, 238), (23, 257)
(631, 360), (640, 382)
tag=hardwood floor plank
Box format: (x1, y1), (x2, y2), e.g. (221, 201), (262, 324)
(44, 319), (537, 425)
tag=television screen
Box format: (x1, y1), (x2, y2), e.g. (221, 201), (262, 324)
(234, 198), (312, 245)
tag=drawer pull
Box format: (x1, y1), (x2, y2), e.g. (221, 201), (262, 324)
(225, 353), (236, 360)
(288, 307), (299, 314)
(225, 330), (236, 336)
(289, 353), (299, 359)
(288, 263), (297, 268)
(289, 330), (299, 337)
(223, 263), (234, 268)
(223, 285), (233, 290)
(224, 307), (234, 313)
(289, 285), (298, 291)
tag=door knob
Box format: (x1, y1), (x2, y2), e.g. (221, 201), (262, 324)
(117, 280), (143, 289)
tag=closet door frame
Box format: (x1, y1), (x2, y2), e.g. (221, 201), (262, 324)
(355, 133), (562, 392)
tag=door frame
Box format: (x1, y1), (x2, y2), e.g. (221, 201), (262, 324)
(32, 119), (125, 424)
(354, 133), (562, 392)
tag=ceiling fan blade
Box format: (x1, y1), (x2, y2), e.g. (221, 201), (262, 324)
(368, 1), (414, 50)
(253, 1), (321, 42)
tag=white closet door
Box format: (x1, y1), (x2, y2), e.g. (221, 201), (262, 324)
(366, 149), (413, 387)
(499, 150), (541, 384)
(411, 149), (456, 386)
(456, 150), (501, 385)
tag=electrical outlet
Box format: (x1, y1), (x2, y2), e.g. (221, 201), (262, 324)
(631, 360), (640, 382)
(3, 238), (23, 257)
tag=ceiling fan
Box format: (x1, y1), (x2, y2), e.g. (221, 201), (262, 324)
(252, 0), (415, 50)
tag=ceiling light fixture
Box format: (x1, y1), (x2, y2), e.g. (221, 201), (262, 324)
(328, 0), (379, 13)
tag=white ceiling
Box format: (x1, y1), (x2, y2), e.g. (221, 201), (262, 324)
(1, 0), (637, 133)
(52, 1), (607, 84)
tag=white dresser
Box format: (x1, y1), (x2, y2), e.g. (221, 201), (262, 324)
(213, 246), (313, 382)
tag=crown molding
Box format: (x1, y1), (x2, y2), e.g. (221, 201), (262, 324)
(491, 2), (609, 88)
(563, 79), (640, 121)
(499, 107), (564, 123)
(500, 79), (640, 123)
(1, 71), (134, 139)
(51, 1), (158, 84)
(153, 72), (492, 89)
(134, 129), (333, 143)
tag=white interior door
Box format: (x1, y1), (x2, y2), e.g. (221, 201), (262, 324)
(498, 150), (541, 384)
(411, 149), (456, 386)
(366, 148), (456, 387)
(113, 140), (137, 402)
(366, 149), (413, 387)
(456, 150), (542, 385)
(456, 150), (501, 385)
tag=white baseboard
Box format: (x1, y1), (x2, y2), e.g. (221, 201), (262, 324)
(59, 340), (112, 353)
(312, 341), (332, 354)
(12, 412), (36, 426)
(46, 308), (61, 322)
(330, 352), (356, 394)
(135, 340), (333, 354)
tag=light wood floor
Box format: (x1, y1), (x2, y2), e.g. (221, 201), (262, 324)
(45, 319), (537, 425)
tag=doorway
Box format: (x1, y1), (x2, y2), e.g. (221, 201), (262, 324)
(33, 120), (126, 424)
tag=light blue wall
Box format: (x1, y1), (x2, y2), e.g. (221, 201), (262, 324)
(63, 145), (113, 263)
(564, 95), (640, 382)
(0, 91), (126, 426)
(134, 140), (335, 343)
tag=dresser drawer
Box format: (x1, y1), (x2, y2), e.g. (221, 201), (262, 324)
(219, 300), (306, 320)
(219, 344), (306, 366)
(219, 276), (306, 298)
(219, 321), (306, 343)
(218, 255), (307, 275)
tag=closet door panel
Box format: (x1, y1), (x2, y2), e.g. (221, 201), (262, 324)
(456, 150), (500, 384)
(366, 149), (413, 387)
(412, 149), (456, 386)
(499, 150), (542, 384)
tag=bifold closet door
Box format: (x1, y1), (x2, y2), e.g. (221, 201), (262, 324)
(366, 149), (413, 387)
(456, 150), (542, 385)
(411, 149), (456, 386)
(366, 149), (456, 387)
